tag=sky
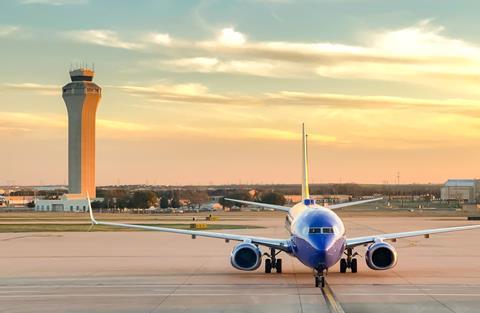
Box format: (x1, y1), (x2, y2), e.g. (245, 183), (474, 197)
(1, 0), (480, 186)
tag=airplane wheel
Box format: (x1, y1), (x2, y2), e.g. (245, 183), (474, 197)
(320, 277), (325, 288)
(265, 259), (272, 274)
(340, 258), (347, 273)
(351, 258), (358, 273)
(315, 275), (325, 288)
(275, 259), (282, 273)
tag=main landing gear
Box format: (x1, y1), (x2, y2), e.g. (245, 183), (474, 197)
(264, 248), (282, 273)
(340, 248), (358, 273)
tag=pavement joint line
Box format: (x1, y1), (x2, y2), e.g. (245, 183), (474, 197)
(149, 256), (211, 313)
(340, 293), (480, 296)
(0, 293), (308, 298)
(322, 283), (345, 313)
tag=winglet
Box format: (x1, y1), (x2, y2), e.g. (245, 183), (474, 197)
(87, 193), (97, 225)
(302, 123), (310, 200)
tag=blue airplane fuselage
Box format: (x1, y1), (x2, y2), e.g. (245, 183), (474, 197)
(287, 202), (346, 270)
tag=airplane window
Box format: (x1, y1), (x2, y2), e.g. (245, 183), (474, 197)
(322, 227), (334, 234)
(309, 227), (335, 234)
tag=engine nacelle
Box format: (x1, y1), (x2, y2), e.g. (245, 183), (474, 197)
(365, 241), (398, 270)
(230, 242), (262, 271)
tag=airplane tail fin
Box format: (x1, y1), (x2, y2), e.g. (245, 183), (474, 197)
(302, 123), (310, 201)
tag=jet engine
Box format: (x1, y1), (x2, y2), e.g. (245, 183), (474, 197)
(230, 242), (262, 271)
(365, 241), (398, 270)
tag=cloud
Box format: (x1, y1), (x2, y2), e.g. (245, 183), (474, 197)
(143, 32), (172, 46)
(1, 83), (59, 96)
(66, 29), (177, 50)
(0, 26), (20, 37)
(241, 127), (338, 143)
(0, 111), (151, 138)
(97, 119), (150, 132)
(155, 23), (480, 93)
(170, 124), (340, 144)
(7, 78), (480, 148)
(61, 22), (480, 91)
(0, 112), (65, 135)
(65, 30), (142, 50)
(264, 91), (474, 110)
(113, 82), (235, 105)
(162, 57), (302, 77)
(6, 80), (480, 121)
(20, 0), (87, 5)
(370, 19), (476, 58)
(115, 81), (480, 117)
(217, 27), (246, 46)
(196, 27), (430, 66)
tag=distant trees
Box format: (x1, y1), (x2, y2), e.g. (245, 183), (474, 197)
(87, 182), (442, 212)
(257, 191), (286, 206)
(129, 191), (158, 208)
(159, 197), (169, 209)
(181, 190), (209, 209)
(101, 189), (130, 209)
(170, 196), (181, 208)
(91, 200), (105, 209)
(219, 190), (252, 209)
(219, 190), (286, 208)
(157, 190), (181, 208)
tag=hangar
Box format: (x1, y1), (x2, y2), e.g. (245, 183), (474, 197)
(440, 179), (479, 203)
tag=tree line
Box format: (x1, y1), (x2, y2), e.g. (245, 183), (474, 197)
(92, 188), (288, 209)
(93, 189), (210, 209)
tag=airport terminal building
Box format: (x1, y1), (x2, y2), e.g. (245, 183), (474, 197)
(35, 196), (89, 212)
(440, 179), (480, 203)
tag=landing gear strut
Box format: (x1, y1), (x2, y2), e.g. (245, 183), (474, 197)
(314, 268), (326, 288)
(340, 248), (358, 273)
(264, 248), (282, 273)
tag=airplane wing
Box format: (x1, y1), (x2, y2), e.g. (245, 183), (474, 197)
(87, 198), (291, 252)
(346, 224), (480, 248)
(326, 197), (383, 210)
(224, 198), (291, 212)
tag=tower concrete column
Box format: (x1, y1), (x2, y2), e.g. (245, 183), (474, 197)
(62, 68), (101, 198)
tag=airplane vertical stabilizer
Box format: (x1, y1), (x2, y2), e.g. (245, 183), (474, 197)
(302, 123), (310, 200)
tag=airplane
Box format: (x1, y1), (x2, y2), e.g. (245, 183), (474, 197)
(87, 124), (480, 288)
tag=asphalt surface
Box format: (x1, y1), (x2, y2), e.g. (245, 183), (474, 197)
(1, 215), (479, 313)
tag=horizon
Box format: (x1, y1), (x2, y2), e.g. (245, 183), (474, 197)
(2, 1), (480, 186)
(0, 181), (447, 189)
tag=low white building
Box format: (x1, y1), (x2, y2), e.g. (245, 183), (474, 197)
(35, 194), (90, 212)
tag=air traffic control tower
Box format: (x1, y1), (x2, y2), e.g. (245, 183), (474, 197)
(62, 68), (102, 198)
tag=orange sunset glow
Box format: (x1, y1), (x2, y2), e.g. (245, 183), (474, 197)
(2, 1), (480, 186)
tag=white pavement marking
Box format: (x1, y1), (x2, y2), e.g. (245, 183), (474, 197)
(0, 293), (301, 298)
(341, 293), (480, 296)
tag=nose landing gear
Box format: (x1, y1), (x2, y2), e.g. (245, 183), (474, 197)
(340, 248), (358, 273)
(314, 268), (326, 288)
(264, 248), (282, 273)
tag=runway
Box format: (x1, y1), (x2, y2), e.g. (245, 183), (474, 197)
(1, 215), (479, 312)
